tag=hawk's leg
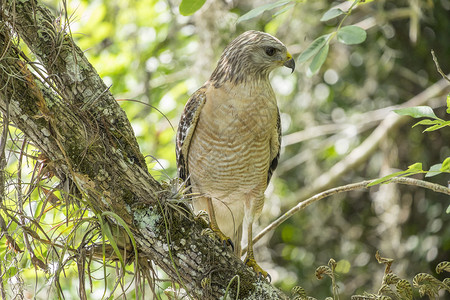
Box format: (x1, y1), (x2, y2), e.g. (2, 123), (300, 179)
(244, 221), (270, 280)
(207, 198), (234, 251)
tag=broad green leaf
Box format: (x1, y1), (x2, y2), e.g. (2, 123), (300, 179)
(425, 164), (442, 178)
(179, 0), (207, 16)
(441, 157), (450, 172)
(237, 0), (291, 23)
(447, 205), (450, 214)
(298, 34), (330, 63)
(308, 43), (329, 75)
(394, 106), (440, 119)
(320, 8), (345, 22)
(423, 121), (450, 132)
(337, 25), (367, 45)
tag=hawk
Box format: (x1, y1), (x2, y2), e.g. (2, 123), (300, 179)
(176, 30), (295, 277)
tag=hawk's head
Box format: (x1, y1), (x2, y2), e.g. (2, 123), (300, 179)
(210, 30), (295, 86)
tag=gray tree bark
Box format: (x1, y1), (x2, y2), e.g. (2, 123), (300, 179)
(0, 1), (288, 299)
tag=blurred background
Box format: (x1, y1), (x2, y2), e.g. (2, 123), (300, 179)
(8, 0), (450, 298)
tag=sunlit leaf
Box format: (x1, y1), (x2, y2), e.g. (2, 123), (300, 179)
(423, 121), (450, 132)
(320, 8), (345, 21)
(394, 106), (440, 119)
(298, 34), (330, 63)
(237, 0), (291, 23)
(307, 43), (329, 75)
(425, 164), (442, 177)
(179, 0), (207, 16)
(441, 157), (450, 172)
(412, 119), (439, 128)
(337, 25), (367, 45)
(407, 163), (423, 172)
(368, 163), (424, 186)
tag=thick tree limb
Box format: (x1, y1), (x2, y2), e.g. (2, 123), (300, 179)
(0, 1), (287, 299)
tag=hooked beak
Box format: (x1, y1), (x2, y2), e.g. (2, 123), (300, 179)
(284, 52), (295, 73)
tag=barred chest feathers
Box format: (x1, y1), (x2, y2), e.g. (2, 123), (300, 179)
(187, 80), (278, 199)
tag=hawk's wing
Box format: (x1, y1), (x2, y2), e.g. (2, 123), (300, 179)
(176, 86), (207, 185)
(267, 108), (281, 185)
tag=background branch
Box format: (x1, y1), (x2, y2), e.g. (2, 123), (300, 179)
(243, 177), (450, 254)
(290, 77), (450, 202)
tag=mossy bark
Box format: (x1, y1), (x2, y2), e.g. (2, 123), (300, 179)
(0, 1), (288, 299)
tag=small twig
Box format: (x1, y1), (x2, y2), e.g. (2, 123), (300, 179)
(431, 50), (450, 83)
(242, 177), (450, 254)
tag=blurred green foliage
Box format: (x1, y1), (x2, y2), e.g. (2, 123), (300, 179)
(2, 0), (449, 298)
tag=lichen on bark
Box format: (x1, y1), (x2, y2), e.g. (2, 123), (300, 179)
(0, 1), (289, 298)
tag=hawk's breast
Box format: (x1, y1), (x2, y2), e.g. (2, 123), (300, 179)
(187, 81), (278, 202)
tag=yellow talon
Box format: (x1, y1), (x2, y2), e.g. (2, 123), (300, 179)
(211, 226), (234, 251)
(244, 256), (270, 280)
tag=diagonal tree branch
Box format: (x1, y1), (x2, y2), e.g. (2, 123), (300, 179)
(0, 1), (288, 299)
(243, 177), (450, 254)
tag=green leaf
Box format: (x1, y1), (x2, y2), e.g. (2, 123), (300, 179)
(423, 121), (450, 132)
(320, 8), (345, 21)
(368, 163), (424, 187)
(298, 34), (330, 63)
(179, 0), (207, 16)
(307, 43), (329, 75)
(412, 119), (439, 128)
(394, 106), (440, 119)
(337, 25), (367, 45)
(447, 205), (450, 214)
(441, 157), (450, 172)
(425, 164), (442, 178)
(407, 162), (423, 172)
(368, 170), (408, 186)
(237, 0), (291, 23)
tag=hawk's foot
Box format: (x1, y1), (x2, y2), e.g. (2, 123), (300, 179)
(244, 256), (271, 282)
(211, 227), (234, 252)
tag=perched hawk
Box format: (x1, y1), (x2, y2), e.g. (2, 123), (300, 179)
(176, 30), (294, 277)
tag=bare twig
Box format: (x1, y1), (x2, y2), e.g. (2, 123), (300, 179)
(243, 177), (450, 254)
(431, 50), (450, 83)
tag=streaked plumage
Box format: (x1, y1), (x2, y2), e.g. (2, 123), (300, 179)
(176, 30), (294, 277)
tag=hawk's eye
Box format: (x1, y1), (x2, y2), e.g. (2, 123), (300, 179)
(265, 47), (276, 56)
